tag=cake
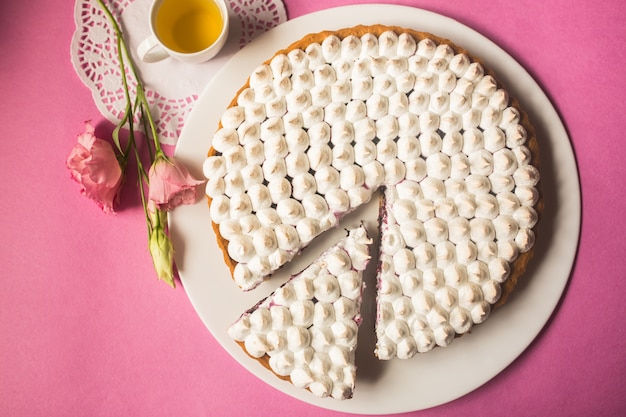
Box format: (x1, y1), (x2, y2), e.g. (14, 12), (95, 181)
(227, 225), (372, 399)
(204, 24), (542, 381)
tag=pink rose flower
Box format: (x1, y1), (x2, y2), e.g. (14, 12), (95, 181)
(67, 121), (123, 214)
(148, 154), (205, 211)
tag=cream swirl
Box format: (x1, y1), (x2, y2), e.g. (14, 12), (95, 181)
(218, 218), (241, 241)
(339, 165), (365, 190)
(313, 273), (342, 303)
(315, 166), (340, 194)
(331, 143), (354, 171)
(300, 107), (322, 130)
(262, 157), (287, 182)
(324, 188), (350, 212)
(211, 127), (239, 153)
(229, 192), (252, 219)
(516, 185), (540, 207)
(244, 140), (265, 166)
(205, 177), (225, 199)
(252, 227), (278, 257)
(236, 123), (260, 146)
(447, 216), (470, 244)
(220, 106), (245, 129)
(209, 195), (230, 223)
(296, 218), (321, 243)
(276, 198), (305, 225)
(438, 70), (457, 93)
(285, 151), (311, 180)
(429, 91), (449, 114)
(227, 234), (255, 263)
(363, 160), (385, 189)
(351, 76), (373, 101)
(247, 183), (271, 211)
(305, 42), (324, 69)
(449, 53), (470, 76)
(353, 117), (377, 142)
(426, 152), (452, 180)
(301, 194), (329, 220)
(366, 94), (389, 120)
(352, 141), (375, 167)
(203, 155), (227, 179)
(408, 90), (429, 114)
(344, 100), (366, 123)
(285, 49), (309, 70)
(273, 75), (292, 97)
(256, 207), (281, 227)
(331, 80), (352, 103)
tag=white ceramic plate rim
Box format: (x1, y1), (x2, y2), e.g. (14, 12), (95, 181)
(170, 4), (580, 414)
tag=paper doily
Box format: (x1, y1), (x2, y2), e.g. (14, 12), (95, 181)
(71, 0), (287, 145)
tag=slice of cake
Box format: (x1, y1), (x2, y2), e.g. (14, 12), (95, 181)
(374, 182), (537, 359)
(227, 225), (372, 400)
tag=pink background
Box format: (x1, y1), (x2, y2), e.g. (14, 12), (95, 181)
(2, 0), (625, 416)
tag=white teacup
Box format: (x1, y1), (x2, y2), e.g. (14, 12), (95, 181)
(137, 0), (229, 64)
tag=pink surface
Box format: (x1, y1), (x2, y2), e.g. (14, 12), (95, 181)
(1, 0), (625, 416)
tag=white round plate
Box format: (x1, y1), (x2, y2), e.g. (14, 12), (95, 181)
(170, 4), (580, 414)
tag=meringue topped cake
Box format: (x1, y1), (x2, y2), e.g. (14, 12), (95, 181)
(204, 25), (541, 396)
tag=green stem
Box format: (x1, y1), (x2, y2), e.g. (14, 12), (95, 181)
(135, 84), (162, 155)
(137, 101), (155, 162)
(95, 0), (175, 286)
(96, 0), (154, 227)
(95, 0), (163, 156)
(113, 33), (134, 166)
(132, 137), (153, 229)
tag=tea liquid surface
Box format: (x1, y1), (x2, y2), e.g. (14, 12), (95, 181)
(156, 0), (223, 53)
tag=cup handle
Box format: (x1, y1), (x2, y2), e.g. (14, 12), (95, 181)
(137, 36), (170, 63)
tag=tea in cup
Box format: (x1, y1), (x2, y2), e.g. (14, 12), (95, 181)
(137, 0), (229, 64)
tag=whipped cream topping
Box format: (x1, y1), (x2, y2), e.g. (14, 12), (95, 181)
(228, 226), (372, 400)
(206, 29), (540, 362)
